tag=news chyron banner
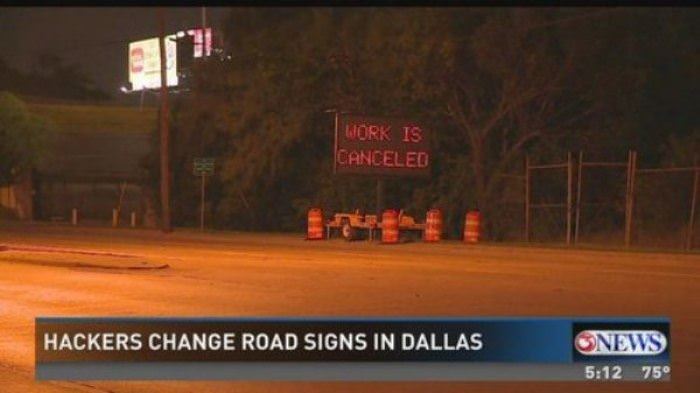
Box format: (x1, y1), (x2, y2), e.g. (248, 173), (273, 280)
(36, 317), (670, 382)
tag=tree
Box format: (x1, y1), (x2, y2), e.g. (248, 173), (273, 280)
(0, 92), (48, 185)
(158, 8), (699, 238)
(425, 10), (600, 234)
(33, 54), (110, 101)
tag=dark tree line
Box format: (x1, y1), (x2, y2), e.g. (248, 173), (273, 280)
(150, 8), (699, 239)
(0, 54), (109, 102)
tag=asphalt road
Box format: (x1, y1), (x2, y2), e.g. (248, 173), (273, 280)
(0, 223), (698, 392)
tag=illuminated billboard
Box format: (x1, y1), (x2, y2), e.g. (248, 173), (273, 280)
(187, 27), (212, 58)
(128, 35), (178, 91)
(127, 28), (212, 92)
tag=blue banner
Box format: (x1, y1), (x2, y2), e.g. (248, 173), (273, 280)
(36, 317), (669, 364)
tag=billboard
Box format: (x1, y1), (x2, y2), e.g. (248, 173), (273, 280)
(127, 28), (212, 91)
(187, 27), (212, 58)
(128, 35), (178, 91)
(334, 114), (431, 177)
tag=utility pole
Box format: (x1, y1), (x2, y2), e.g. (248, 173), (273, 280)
(158, 8), (172, 233)
(201, 6), (207, 37)
(624, 150), (637, 247)
(199, 5), (207, 154)
(200, 6), (207, 57)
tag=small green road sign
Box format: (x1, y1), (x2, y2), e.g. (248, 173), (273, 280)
(193, 158), (215, 176)
(193, 158), (215, 231)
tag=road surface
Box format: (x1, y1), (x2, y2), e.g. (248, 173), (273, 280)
(0, 223), (698, 392)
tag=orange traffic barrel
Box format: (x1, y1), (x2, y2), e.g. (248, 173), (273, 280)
(464, 210), (480, 243)
(424, 208), (442, 242)
(381, 209), (399, 244)
(307, 208), (324, 240)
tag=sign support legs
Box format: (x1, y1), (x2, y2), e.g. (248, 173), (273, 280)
(376, 179), (385, 219)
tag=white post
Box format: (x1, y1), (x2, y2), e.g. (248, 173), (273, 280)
(72, 208), (78, 226)
(200, 173), (206, 231)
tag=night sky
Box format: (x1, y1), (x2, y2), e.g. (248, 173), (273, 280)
(0, 7), (228, 95)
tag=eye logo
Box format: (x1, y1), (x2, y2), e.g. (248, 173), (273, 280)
(575, 330), (667, 356)
(575, 331), (597, 353)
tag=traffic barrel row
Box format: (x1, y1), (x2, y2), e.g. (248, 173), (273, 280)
(307, 208), (481, 243)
